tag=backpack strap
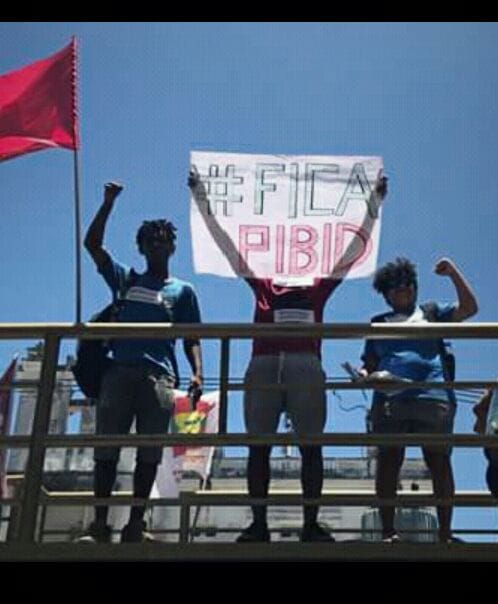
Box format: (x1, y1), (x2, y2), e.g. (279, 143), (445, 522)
(370, 311), (391, 323)
(116, 268), (139, 302)
(420, 301), (438, 322)
(108, 269), (139, 325)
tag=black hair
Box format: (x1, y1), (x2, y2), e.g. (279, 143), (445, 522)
(136, 219), (177, 254)
(373, 257), (418, 296)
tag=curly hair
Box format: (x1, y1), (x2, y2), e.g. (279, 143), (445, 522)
(373, 257), (418, 296)
(136, 219), (177, 254)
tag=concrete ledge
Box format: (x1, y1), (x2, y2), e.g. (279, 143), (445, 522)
(0, 541), (497, 562)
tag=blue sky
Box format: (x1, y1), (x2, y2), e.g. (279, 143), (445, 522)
(1, 22), (498, 538)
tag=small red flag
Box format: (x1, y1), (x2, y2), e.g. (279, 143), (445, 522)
(0, 39), (79, 162)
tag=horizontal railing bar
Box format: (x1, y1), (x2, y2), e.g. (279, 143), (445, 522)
(38, 495), (178, 506)
(34, 527), (498, 537)
(1, 322), (498, 339)
(2, 433), (498, 448)
(6, 491), (498, 508)
(5, 380), (496, 393)
(1, 542), (498, 563)
(2, 380), (494, 392)
(230, 381), (497, 390)
(0, 432), (494, 448)
(179, 493), (498, 507)
(185, 527), (498, 535)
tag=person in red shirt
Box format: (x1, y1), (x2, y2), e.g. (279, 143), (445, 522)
(240, 276), (341, 542)
(189, 168), (387, 542)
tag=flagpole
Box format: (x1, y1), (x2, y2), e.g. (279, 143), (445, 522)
(71, 37), (82, 324)
(73, 147), (82, 324)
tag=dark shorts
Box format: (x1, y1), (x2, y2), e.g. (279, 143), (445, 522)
(371, 397), (456, 455)
(95, 363), (175, 464)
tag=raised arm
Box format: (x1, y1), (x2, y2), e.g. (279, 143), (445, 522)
(434, 257), (478, 322)
(84, 182), (123, 269)
(328, 172), (388, 280)
(188, 168), (255, 279)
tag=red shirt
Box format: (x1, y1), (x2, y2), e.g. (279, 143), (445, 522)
(246, 278), (342, 358)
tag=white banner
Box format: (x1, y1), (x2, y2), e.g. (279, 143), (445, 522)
(190, 151), (384, 280)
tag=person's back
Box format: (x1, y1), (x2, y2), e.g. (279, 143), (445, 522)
(247, 277), (340, 356)
(188, 167), (388, 543)
(238, 275), (341, 542)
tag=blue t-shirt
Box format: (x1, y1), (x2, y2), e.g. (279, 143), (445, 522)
(362, 302), (456, 404)
(99, 255), (201, 381)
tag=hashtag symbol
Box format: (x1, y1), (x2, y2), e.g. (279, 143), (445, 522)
(200, 164), (244, 216)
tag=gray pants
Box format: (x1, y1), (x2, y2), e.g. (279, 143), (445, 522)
(243, 353), (327, 434)
(96, 363), (175, 463)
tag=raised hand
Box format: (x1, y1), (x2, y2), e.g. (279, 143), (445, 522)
(434, 257), (457, 277)
(375, 174), (388, 200)
(187, 167), (201, 190)
(104, 182), (123, 204)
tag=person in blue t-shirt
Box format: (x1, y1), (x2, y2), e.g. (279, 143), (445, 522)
(359, 256), (477, 543)
(80, 182), (203, 544)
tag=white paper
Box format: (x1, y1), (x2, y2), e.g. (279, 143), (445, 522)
(190, 151), (384, 280)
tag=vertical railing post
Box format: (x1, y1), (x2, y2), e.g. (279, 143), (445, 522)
(37, 496), (48, 543)
(18, 334), (60, 543)
(218, 338), (230, 434)
(179, 496), (190, 544)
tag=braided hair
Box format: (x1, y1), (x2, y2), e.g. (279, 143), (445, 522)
(136, 219), (177, 254)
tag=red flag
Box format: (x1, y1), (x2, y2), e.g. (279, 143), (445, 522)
(0, 357), (18, 498)
(0, 40), (79, 162)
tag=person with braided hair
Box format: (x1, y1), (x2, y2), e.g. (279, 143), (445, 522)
(79, 182), (203, 543)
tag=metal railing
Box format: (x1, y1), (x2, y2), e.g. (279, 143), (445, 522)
(0, 322), (497, 559)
